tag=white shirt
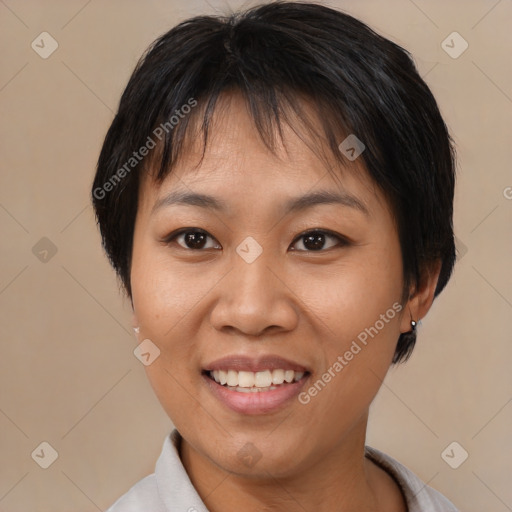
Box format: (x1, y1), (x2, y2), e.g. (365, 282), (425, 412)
(106, 429), (459, 511)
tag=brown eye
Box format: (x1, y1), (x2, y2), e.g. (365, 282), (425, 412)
(166, 229), (221, 250)
(291, 230), (347, 252)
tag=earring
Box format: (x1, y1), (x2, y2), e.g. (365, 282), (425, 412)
(410, 320), (417, 331)
(133, 326), (140, 334)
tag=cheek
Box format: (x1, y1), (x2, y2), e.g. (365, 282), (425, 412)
(130, 248), (208, 424)
(303, 243), (403, 347)
(130, 239), (207, 379)
(131, 238), (205, 335)
(298, 239), (404, 406)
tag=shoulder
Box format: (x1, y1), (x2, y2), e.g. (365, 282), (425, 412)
(105, 473), (166, 512)
(104, 429), (208, 512)
(365, 446), (460, 512)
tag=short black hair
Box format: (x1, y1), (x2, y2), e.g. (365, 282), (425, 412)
(92, 1), (456, 364)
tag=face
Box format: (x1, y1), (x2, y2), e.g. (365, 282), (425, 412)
(130, 92), (413, 478)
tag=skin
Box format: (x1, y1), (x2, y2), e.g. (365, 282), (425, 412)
(130, 91), (441, 512)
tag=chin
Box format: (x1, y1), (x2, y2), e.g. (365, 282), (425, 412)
(212, 433), (309, 478)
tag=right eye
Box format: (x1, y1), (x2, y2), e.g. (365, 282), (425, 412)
(164, 228), (221, 250)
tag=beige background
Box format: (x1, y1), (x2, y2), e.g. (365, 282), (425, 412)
(1, 0), (511, 510)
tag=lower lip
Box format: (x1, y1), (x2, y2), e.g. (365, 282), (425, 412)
(202, 373), (309, 415)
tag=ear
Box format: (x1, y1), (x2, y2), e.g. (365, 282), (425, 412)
(400, 260), (442, 334)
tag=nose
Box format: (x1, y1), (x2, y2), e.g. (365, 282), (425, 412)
(209, 247), (299, 337)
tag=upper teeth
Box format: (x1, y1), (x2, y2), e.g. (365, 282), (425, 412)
(209, 369), (304, 388)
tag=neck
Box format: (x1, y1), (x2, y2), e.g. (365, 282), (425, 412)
(178, 414), (406, 512)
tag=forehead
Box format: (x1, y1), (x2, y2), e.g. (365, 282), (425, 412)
(138, 92), (384, 216)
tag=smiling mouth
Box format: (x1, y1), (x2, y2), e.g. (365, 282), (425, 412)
(203, 369), (309, 392)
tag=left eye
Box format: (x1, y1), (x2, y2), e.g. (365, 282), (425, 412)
(290, 230), (346, 252)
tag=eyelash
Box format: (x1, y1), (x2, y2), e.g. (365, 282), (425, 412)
(163, 228), (349, 252)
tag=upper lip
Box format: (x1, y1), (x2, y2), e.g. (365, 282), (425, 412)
(204, 355), (310, 373)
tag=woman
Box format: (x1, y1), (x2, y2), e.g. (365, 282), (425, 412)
(92, 2), (459, 510)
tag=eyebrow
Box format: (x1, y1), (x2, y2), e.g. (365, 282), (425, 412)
(151, 189), (369, 216)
